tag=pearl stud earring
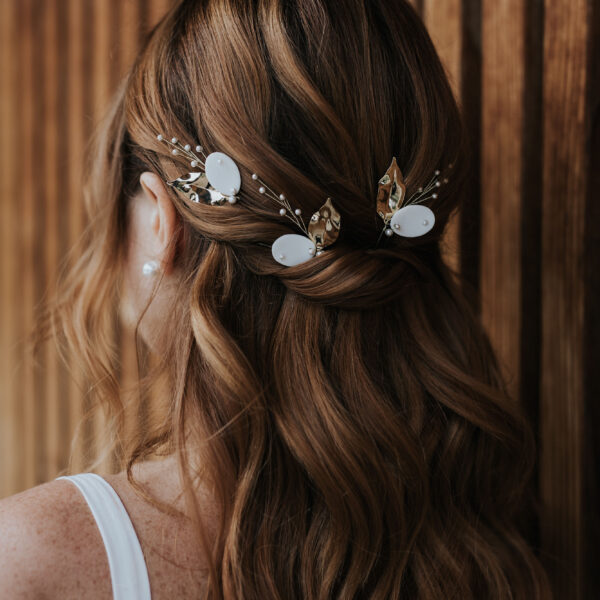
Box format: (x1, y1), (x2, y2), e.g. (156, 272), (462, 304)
(142, 260), (160, 276)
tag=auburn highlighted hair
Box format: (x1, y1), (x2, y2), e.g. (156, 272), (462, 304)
(34, 0), (552, 597)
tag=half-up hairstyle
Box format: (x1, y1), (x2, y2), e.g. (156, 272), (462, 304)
(34, 0), (552, 598)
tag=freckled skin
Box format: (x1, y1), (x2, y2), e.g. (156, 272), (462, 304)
(0, 477), (113, 598)
(0, 456), (213, 599)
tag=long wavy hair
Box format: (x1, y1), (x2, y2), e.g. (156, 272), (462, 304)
(32, 0), (552, 597)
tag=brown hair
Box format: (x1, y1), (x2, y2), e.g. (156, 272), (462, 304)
(34, 0), (552, 597)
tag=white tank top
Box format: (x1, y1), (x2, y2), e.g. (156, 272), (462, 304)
(55, 473), (152, 600)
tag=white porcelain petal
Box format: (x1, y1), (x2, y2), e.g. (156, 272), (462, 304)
(390, 205), (435, 237)
(205, 152), (241, 195)
(271, 234), (316, 266)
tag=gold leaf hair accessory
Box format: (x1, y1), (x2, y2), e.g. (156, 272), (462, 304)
(156, 134), (341, 266)
(375, 157), (450, 245)
(157, 135), (240, 205)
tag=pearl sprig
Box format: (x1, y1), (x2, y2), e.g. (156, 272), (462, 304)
(157, 134), (326, 249)
(250, 172), (307, 235)
(377, 163), (452, 245)
(157, 134), (241, 205)
(403, 167), (449, 206)
(156, 134), (208, 169)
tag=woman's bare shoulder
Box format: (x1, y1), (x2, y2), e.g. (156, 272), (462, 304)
(0, 477), (113, 599)
(0, 456), (215, 599)
(103, 455), (215, 600)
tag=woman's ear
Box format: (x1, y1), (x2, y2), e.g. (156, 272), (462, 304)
(139, 172), (180, 274)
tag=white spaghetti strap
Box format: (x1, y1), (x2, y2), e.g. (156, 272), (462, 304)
(56, 473), (152, 600)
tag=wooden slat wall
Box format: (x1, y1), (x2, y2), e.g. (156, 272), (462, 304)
(539, 0), (595, 597)
(0, 1), (597, 597)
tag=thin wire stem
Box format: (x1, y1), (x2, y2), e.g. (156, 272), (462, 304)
(252, 174), (308, 235)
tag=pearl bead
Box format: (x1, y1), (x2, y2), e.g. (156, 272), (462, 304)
(171, 137), (178, 143)
(279, 254), (285, 260)
(157, 134), (163, 141)
(251, 173), (258, 180)
(279, 208), (286, 216)
(279, 194), (285, 201)
(316, 250), (323, 256)
(191, 160), (198, 167)
(435, 170), (440, 175)
(184, 144), (191, 151)
(308, 247), (315, 255)
(444, 178), (449, 183)
(386, 228), (394, 236)
(435, 181), (441, 187)
(422, 219), (429, 226)
(196, 145), (203, 152)
(259, 186), (265, 193)
(432, 193), (438, 199)
(142, 260), (159, 276)
(294, 208), (301, 215)
(418, 187), (423, 192)
(228, 196), (237, 204)
(393, 223), (400, 230)
(171, 149), (178, 155)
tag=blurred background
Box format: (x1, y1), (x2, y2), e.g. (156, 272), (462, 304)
(0, 0), (597, 598)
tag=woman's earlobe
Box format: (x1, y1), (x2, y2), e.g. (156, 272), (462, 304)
(139, 171), (179, 272)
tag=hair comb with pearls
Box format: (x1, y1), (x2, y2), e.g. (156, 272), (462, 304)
(375, 157), (449, 244)
(156, 134), (341, 266)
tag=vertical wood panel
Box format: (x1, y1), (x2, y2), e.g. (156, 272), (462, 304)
(422, 0), (463, 277)
(480, 0), (525, 402)
(583, 2), (600, 595)
(519, 0), (544, 554)
(459, 0), (482, 305)
(539, 0), (590, 596)
(43, 0), (60, 482)
(65, 0), (88, 475)
(31, 0), (48, 487)
(20, 0), (37, 491)
(53, 0), (73, 480)
(0, 0), (17, 498)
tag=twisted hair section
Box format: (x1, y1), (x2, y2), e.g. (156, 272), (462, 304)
(31, 0), (552, 598)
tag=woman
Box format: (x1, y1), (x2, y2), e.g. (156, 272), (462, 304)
(0, 0), (552, 598)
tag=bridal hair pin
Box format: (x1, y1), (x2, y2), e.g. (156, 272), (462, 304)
(375, 157), (450, 245)
(156, 134), (341, 266)
(250, 173), (341, 267)
(156, 135), (240, 205)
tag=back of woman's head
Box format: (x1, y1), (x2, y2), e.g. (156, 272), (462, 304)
(38, 0), (552, 597)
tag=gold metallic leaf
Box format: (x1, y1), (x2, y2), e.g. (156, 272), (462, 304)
(167, 171), (230, 205)
(307, 197), (341, 250)
(376, 157), (405, 223)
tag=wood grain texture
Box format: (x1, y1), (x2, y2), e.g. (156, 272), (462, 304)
(43, 0), (61, 483)
(0, 0), (17, 498)
(480, 0), (525, 403)
(66, 0), (88, 476)
(19, 0), (37, 492)
(422, 0), (463, 278)
(539, 0), (591, 596)
(0, 1), (597, 596)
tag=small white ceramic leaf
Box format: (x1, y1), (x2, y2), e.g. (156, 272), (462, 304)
(271, 234), (316, 266)
(390, 205), (435, 237)
(205, 152), (241, 195)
